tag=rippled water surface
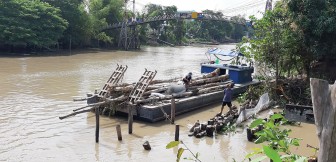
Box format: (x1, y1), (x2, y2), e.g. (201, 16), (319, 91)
(0, 45), (318, 162)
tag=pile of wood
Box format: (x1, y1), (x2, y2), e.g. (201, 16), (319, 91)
(188, 107), (239, 138)
(102, 70), (230, 108)
(275, 78), (312, 106)
(60, 68), (231, 119)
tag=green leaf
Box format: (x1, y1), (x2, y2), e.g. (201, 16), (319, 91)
(245, 148), (263, 159)
(271, 114), (284, 120)
(255, 136), (267, 144)
(290, 138), (301, 146)
(265, 121), (275, 129)
(263, 146), (281, 162)
(264, 129), (276, 139)
(251, 156), (267, 162)
(250, 119), (264, 129)
(166, 141), (179, 149)
(177, 148), (184, 162)
(195, 152), (200, 158)
(278, 140), (286, 148)
(280, 154), (292, 159)
(295, 157), (307, 162)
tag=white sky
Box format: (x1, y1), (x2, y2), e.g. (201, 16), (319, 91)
(132, 0), (273, 18)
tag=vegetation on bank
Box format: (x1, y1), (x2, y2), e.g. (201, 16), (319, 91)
(0, 0), (247, 54)
(238, 0), (336, 82)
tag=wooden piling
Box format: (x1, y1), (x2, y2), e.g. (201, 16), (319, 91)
(171, 98), (176, 124)
(116, 125), (122, 141)
(95, 107), (99, 143)
(310, 78), (336, 161)
(175, 124), (180, 141)
(143, 141), (151, 150)
(128, 105), (133, 134)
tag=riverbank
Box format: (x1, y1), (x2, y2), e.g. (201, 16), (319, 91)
(0, 48), (120, 57)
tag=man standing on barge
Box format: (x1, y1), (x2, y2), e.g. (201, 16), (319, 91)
(220, 83), (233, 114)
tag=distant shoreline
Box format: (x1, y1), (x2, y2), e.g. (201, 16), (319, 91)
(0, 42), (239, 57)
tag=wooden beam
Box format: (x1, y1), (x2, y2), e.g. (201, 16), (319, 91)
(171, 98), (176, 124)
(310, 78), (336, 161)
(128, 104), (133, 134)
(95, 107), (100, 143)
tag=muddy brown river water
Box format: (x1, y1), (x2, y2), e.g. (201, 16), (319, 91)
(0, 45), (318, 162)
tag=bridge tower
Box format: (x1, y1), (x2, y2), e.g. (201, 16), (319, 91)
(118, 0), (140, 50)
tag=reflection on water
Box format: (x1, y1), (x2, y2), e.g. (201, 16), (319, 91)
(0, 45), (318, 162)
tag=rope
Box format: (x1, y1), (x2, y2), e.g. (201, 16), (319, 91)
(213, 54), (235, 62)
(157, 102), (172, 122)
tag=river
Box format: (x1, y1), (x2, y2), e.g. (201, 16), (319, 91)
(0, 45), (318, 162)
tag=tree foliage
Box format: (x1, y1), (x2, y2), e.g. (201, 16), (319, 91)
(246, 114), (306, 161)
(241, 0), (336, 81)
(89, 0), (124, 46)
(241, 2), (292, 81)
(0, 0), (251, 53)
(0, 0), (67, 48)
(287, 0), (336, 81)
(287, 0), (336, 60)
(42, 0), (92, 48)
(142, 4), (247, 45)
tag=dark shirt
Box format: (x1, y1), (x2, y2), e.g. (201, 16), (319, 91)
(185, 74), (192, 81)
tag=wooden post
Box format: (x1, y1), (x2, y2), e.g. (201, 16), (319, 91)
(116, 125), (122, 141)
(128, 104), (133, 134)
(310, 78), (336, 162)
(171, 98), (176, 124)
(175, 124), (180, 141)
(95, 107), (99, 143)
(143, 141), (151, 150)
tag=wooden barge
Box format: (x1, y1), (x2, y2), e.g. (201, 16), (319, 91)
(116, 80), (259, 122)
(62, 57), (257, 122)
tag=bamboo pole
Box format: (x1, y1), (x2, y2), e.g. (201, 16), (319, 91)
(113, 85), (163, 92)
(175, 125), (180, 141)
(105, 95), (128, 102)
(171, 98), (176, 124)
(116, 125), (122, 141)
(143, 87), (168, 96)
(73, 101), (105, 112)
(95, 107), (100, 143)
(59, 108), (93, 120)
(189, 74), (229, 86)
(135, 82), (233, 104)
(128, 104), (133, 134)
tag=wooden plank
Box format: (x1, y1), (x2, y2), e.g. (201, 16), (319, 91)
(310, 78), (336, 161)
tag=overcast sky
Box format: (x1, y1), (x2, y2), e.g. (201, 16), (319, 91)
(132, 0), (273, 18)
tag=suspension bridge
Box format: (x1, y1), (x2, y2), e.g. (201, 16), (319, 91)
(103, 0), (273, 50)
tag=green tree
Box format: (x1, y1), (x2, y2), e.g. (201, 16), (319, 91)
(185, 10), (241, 43)
(287, 0), (336, 81)
(43, 0), (92, 48)
(144, 4), (164, 30)
(142, 4), (184, 45)
(89, 0), (124, 47)
(0, 0), (67, 50)
(230, 15), (246, 41)
(241, 1), (297, 83)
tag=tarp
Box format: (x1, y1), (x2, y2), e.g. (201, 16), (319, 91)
(236, 93), (270, 124)
(207, 48), (244, 57)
